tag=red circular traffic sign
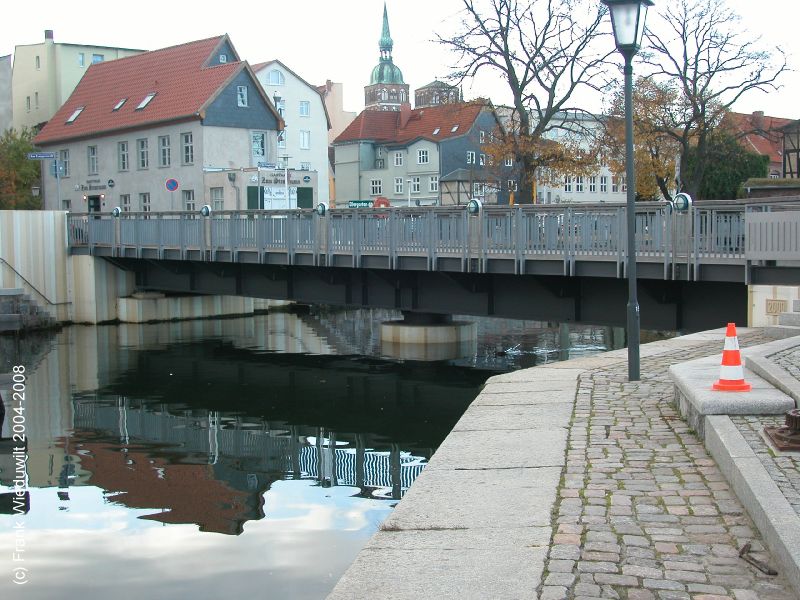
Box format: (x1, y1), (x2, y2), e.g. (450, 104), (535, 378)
(165, 178), (179, 192)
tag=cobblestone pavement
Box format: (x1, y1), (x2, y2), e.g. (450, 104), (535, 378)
(539, 333), (798, 600)
(733, 415), (800, 519)
(769, 346), (800, 385)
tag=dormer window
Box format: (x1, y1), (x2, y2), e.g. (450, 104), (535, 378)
(451, 125), (459, 132)
(66, 107), (84, 123)
(433, 128), (440, 135)
(136, 93), (156, 110)
(113, 98), (127, 111)
(219, 54), (227, 63)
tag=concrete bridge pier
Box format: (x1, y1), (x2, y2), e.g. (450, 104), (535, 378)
(380, 311), (477, 361)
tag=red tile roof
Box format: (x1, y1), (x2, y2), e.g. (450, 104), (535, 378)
(334, 101), (488, 146)
(35, 35), (262, 145)
(723, 111), (794, 166)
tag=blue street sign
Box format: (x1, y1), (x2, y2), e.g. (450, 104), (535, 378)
(258, 162), (275, 169)
(28, 152), (56, 160)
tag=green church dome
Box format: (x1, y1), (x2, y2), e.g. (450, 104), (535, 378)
(370, 60), (405, 85)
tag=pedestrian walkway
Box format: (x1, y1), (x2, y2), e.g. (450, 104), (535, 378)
(328, 330), (799, 599)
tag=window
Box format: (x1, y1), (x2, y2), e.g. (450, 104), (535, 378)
(274, 98), (285, 117)
(87, 146), (98, 175)
(268, 70), (285, 85)
(576, 176), (584, 192)
(182, 132), (194, 165)
(564, 176), (572, 193)
(395, 177), (404, 194)
(35, 56), (41, 69)
(370, 179), (382, 195)
(137, 139), (149, 169)
(78, 53), (85, 67)
(429, 176), (439, 192)
(62, 199), (71, 211)
(612, 176), (619, 193)
(411, 177), (420, 193)
(60, 149), (70, 177)
(394, 152), (403, 167)
(140, 193), (151, 212)
(504, 157), (513, 167)
(34, 92), (39, 109)
(211, 187), (224, 212)
(237, 85), (248, 107)
(92, 54), (104, 64)
(66, 106), (84, 123)
(467, 151), (476, 165)
(473, 182), (485, 197)
(118, 141), (129, 171)
(432, 128), (440, 135)
(621, 177), (627, 192)
(479, 130), (485, 143)
(508, 180), (518, 192)
(136, 93), (156, 110)
(300, 130), (311, 150)
(417, 149), (429, 164)
(479, 154), (486, 166)
(121, 194), (131, 212)
(219, 54), (227, 63)
(589, 176), (597, 193)
(600, 175), (608, 193)
(158, 135), (171, 167)
(26, 96), (31, 112)
(251, 132), (266, 161)
(113, 98), (127, 111)
(451, 125), (459, 133)
(300, 162), (311, 170)
(299, 100), (310, 117)
(183, 190), (195, 212)
(277, 130), (286, 149)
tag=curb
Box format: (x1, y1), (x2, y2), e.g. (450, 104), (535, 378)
(705, 415), (800, 596)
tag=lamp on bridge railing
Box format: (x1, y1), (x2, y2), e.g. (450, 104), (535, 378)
(200, 204), (212, 217)
(315, 202), (328, 216)
(673, 192), (692, 212)
(603, 0), (653, 382)
(111, 207), (121, 217)
(467, 199), (482, 215)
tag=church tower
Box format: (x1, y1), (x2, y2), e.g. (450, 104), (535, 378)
(364, 3), (410, 111)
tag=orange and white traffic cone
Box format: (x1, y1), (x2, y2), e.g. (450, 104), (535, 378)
(712, 323), (752, 392)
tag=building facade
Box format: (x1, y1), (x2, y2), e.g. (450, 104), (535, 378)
(11, 30), (144, 131)
(334, 102), (516, 206)
(317, 80), (357, 144)
(34, 36), (285, 213)
(252, 60), (331, 205)
(364, 3), (409, 111)
(0, 55), (11, 132)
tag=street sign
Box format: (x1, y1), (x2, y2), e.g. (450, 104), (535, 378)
(28, 152), (56, 160)
(258, 162), (275, 169)
(348, 200), (374, 208)
(165, 178), (179, 192)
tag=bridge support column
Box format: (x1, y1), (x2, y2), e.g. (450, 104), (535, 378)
(380, 311), (477, 361)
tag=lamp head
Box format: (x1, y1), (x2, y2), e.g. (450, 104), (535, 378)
(602, 0), (654, 54)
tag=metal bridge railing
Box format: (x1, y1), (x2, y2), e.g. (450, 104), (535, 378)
(67, 201), (786, 281)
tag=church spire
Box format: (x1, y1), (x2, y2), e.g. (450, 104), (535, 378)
(380, 2), (393, 59)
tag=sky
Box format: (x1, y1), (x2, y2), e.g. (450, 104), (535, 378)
(2, 0), (797, 119)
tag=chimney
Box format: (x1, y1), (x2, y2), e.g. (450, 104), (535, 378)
(399, 102), (412, 129)
(44, 30), (54, 42)
(752, 111), (765, 131)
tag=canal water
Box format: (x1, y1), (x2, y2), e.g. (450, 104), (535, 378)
(0, 309), (635, 599)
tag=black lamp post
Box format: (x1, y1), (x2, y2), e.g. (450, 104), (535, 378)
(602, 0), (653, 382)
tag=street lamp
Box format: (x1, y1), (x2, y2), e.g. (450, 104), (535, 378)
(603, 0), (653, 382)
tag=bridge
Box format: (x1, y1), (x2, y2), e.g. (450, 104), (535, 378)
(66, 199), (800, 331)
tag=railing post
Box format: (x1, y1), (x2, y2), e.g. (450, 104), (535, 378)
(288, 212), (296, 265)
(427, 210), (435, 270)
(515, 207), (523, 275)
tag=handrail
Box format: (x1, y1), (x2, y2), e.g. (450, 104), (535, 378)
(0, 257), (72, 306)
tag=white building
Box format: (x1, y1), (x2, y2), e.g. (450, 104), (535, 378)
(252, 60), (331, 205)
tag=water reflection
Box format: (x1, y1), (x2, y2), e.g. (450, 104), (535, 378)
(0, 309), (635, 599)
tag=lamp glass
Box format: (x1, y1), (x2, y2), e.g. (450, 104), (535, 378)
(606, 0), (651, 51)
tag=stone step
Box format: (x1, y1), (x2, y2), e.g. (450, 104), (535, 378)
(0, 288), (24, 296)
(779, 312), (800, 326)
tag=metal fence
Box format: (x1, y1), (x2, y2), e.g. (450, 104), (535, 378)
(67, 202), (779, 280)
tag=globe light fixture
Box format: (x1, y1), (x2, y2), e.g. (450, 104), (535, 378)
(602, 0), (653, 382)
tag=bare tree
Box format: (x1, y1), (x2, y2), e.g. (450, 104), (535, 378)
(438, 0), (614, 203)
(642, 0), (788, 199)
